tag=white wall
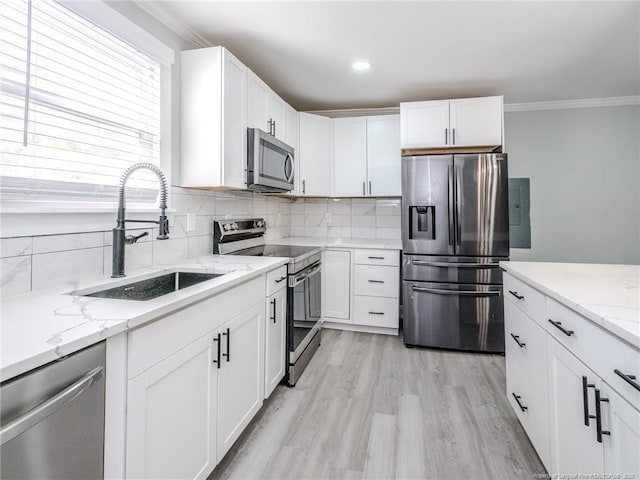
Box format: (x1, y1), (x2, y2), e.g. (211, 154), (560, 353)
(505, 105), (640, 264)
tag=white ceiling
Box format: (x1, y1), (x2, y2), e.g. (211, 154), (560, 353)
(150, 1), (640, 111)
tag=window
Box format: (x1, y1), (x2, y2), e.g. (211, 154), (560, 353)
(0, 0), (171, 208)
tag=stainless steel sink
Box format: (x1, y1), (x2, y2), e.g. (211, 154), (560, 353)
(82, 271), (224, 301)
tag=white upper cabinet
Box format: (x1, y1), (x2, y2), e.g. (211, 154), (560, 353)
(247, 70), (287, 141)
(181, 46), (247, 189)
(331, 115), (401, 197)
(298, 112), (332, 196)
(367, 115), (401, 196)
(400, 95), (503, 149)
(333, 117), (368, 197)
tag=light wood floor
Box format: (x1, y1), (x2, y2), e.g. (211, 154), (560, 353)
(209, 329), (546, 480)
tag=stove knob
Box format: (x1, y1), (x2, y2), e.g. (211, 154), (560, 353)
(256, 220), (264, 228)
(231, 222), (238, 230)
(222, 224), (230, 231)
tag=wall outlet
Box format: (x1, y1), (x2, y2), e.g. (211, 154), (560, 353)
(187, 213), (196, 232)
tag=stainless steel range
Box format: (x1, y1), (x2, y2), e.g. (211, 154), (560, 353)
(213, 219), (322, 386)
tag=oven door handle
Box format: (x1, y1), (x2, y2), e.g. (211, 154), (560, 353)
(290, 263), (321, 287)
(411, 286), (501, 297)
(410, 260), (499, 268)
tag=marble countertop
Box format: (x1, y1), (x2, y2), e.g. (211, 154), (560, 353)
(1, 255), (288, 382)
(500, 261), (640, 349)
(269, 236), (402, 250)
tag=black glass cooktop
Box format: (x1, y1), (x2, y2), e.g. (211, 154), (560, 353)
(232, 244), (318, 259)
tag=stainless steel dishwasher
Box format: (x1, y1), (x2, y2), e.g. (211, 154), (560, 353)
(1, 341), (106, 479)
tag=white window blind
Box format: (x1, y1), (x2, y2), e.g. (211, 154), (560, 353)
(0, 0), (163, 206)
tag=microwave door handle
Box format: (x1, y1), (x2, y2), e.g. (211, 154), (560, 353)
(284, 153), (294, 182)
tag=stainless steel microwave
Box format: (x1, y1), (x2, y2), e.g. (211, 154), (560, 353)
(247, 127), (294, 193)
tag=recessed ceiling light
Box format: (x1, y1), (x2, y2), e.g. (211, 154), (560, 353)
(352, 61), (371, 71)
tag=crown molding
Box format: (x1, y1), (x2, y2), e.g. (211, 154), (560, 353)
(504, 96), (640, 112)
(132, 1), (212, 48)
(306, 106), (400, 118)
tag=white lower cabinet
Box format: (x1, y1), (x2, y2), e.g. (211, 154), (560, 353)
(547, 336), (603, 475)
(264, 287), (286, 398)
(504, 272), (640, 479)
(322, 249), (352, 323)
(126, 334), (216, 480)
(125, 275), (271, 479)
(216, 302), (265, 461)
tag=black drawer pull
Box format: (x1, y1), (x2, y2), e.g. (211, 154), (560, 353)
(512, 393), (528, 412)
(510, 333), (526, 348)
(508, 290), (524, 300)
(548, 319), (574, 337)
(368, 256), (385, 260)
(275, 276), (287, 283)
(222, 328), (230, 362)
(582, 376), (595, 426)
(213, 333), (221, 369)
(614, 369), (640, 392)
(271, 298), (277, 323)
(368, 311), (384, 315)
(368, 280), (384, 284)
(595, 389), (610, 443)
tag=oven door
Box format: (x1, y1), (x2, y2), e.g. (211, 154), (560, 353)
(287, 262), (322, 364)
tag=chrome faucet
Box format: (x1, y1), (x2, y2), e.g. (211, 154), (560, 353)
(112, 162), (169, 278)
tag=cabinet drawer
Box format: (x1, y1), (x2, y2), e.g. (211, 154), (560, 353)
(506, 355), (550, 470)
(354, 265), (399, 298)
(504, 273), (545, 327)
(266, 265), (288, 297)
(353, 296), (399, 329)
(546, 298), (640, 407)
(354, 249), (399, 267)
(504, 300), (548, 400)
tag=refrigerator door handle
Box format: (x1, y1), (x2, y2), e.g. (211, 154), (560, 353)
(410, 260), (499, 268)
(412, 286), (501, 297)
(455, 165), (462, 247)
(448, 165), (455, 246)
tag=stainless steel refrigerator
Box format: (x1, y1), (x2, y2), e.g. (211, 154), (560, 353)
(402, 153), (509, 353)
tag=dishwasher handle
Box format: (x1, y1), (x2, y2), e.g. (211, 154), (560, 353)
(412, 286), (501, 297)
(0, 366), (104, 446)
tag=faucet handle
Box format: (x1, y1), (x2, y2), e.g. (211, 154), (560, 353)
(157, 216), (170, 240)
(125, 231), (149, 245)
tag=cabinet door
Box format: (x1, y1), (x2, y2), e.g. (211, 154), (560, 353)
(400, 100), (450, 149)
(265, 288), (287, 398)
(333, 117), (367, 197)
(322, 250), (351, 322)
(247, 71), (268, 131)
(126, 334), (216, 480)
(299, 112), (332, 196)
(222, 50), (248, 189)
(217, 302), (265, 461)
(603, 385), (640, 478)
(367, 115), (401, 196)
(449, 96), (502, 147)
(285, 105), (298, 152)
(267, 93), (287, 141)
(548, 337), (604, 476)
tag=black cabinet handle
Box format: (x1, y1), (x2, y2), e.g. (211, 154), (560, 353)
(368, 280), (384, 284)
(275, 276), (287, 283)
(614, 369), (640, 392)
(512, 393), (528, 412)
(368, 311), (384, 315)
(368, 256), (385, 260)
(508, 290), (524, 300)
(213, 333), (221, 369)
(271, 298), (277, 323)
(222, 328), (230, 362)
(548, 319), (574, 337)
(595, 389), (610, 443)
(582, 376), (595, 426)
(510, 333), (526, 348)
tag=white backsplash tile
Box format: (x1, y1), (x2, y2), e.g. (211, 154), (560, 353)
(103, 241), (153, 274)
(328, 227), (351, 238)
(304, 199), (328, 215)
(290, 214), (305, 226)
(327, 198), (352, 214)
(351, 227), (376, 239)
(304, 225), (328, 237)
(328, 214), (351, 227)
(33, 232), (103, 254)
(375, 227), (401, 240)
(290, 226), (305, 236)
(152, 237), (189, 264)
(0, 237), (33, 259)
(252, 196), (268, 215)
(291, 200), (305, 215)
(351, 199), (376, 215)
(304, 214), (327, 227)
(1, 256), (32, 295)
(376, 199), (401, 216)
(376, 215), (401, 228)
(188, 235), (212, 257)
(32, 248), (103, 290)
(352, 214), (376, 228)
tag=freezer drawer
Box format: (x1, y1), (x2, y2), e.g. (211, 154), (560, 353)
(403, 281), (505, 352)
(402, 254), (504, 284)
